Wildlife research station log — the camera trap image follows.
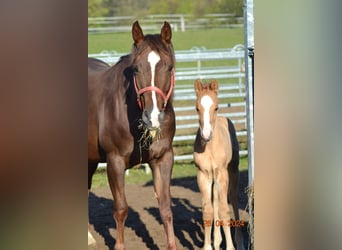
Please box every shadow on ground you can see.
[89,169,251,249]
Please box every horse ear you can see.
[210,79,219,94]
[132,21,144,45]
[194,79,203,95]
[161,21,172,44]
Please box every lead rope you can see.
[139,139,143,166]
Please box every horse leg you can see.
[213,180,222,250]
[229,164,245,250]
[150,150,177,250]
[88,161,98,190]
[227,118,244,249]
[217,168,235,250]
[107,155,128,250]
[197,170,213,250]
[88,162,98,246]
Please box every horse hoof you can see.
[203,245,212,250]
[114,244,125,250]
[88,230,96,245]
[167,244,178,250]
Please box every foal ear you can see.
[132,21,144,45]
[194,79,203,95]
[161,21,172,44]
[210,79,219,94]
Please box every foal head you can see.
[194,79,219,141]
[131,21,175,130]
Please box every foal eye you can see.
[196,107,199,112]
[214,107,219,111]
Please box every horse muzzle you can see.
[200,127,212,142]
[142,108,164,129]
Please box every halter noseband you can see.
[133,68,175,110]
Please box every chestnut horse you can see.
[88,21,177,250]
[194,79,244,250]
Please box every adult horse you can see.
[193,79,244,250]
[88,21,177,250]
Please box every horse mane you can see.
[100,55,132,102]
[131,34,175,64]
[201,83,212,90]
[198,83,214,94]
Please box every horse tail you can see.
[227,118,239,168]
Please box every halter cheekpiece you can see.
[133,67,175,110]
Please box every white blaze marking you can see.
[200,95,213,139]
[147,51,161,127]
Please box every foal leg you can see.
[107,155,128,250]
[213,181,222,250]
[197,170,213,250]
[227,118,244,249]
[150,150,177,250]
[88,162,98,245]
[229,164,245,250]
[217,168,235,250]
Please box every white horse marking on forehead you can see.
[147,51,161,127]
[200,95,213,140]
[201,95,213,109]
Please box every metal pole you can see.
[244,0,254,248]
[244,0,254,188]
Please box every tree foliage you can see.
[88,0,110,17]
[88,0,243,17]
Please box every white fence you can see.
[89,45,247,162]
[88,14,243,34]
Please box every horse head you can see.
[131,21,175,130]
[194,79,219,141]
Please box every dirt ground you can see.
[88,170,251,250]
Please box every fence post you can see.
[244,0,254,247]
[180,15,185,32]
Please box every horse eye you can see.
[196,107,199,112]
[168,65,173,72]
[215,107,219,111]
[133,66,139,73]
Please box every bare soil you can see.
[89,170,250,250]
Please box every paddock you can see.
[88,44,253,250]
[88,169,249,249]
[88,5,255,248]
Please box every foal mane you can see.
[197,83,216,98]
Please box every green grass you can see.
[88,27,244,54]
[91,157,248,188]
[88,28,244,88]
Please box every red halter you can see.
[133,68,175,110]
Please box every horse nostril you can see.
[142,110,150,125]
[159,111,165,121]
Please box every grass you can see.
[88,28,244,88]
[91,156,249,188]
[88,27,244,53]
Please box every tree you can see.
[88,0,110,17]
[88,0,243,18]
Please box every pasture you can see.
[88,28,244,53]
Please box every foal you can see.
[193,79,244,250]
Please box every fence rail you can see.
[88,14,243,34]
[89,45,247,163]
